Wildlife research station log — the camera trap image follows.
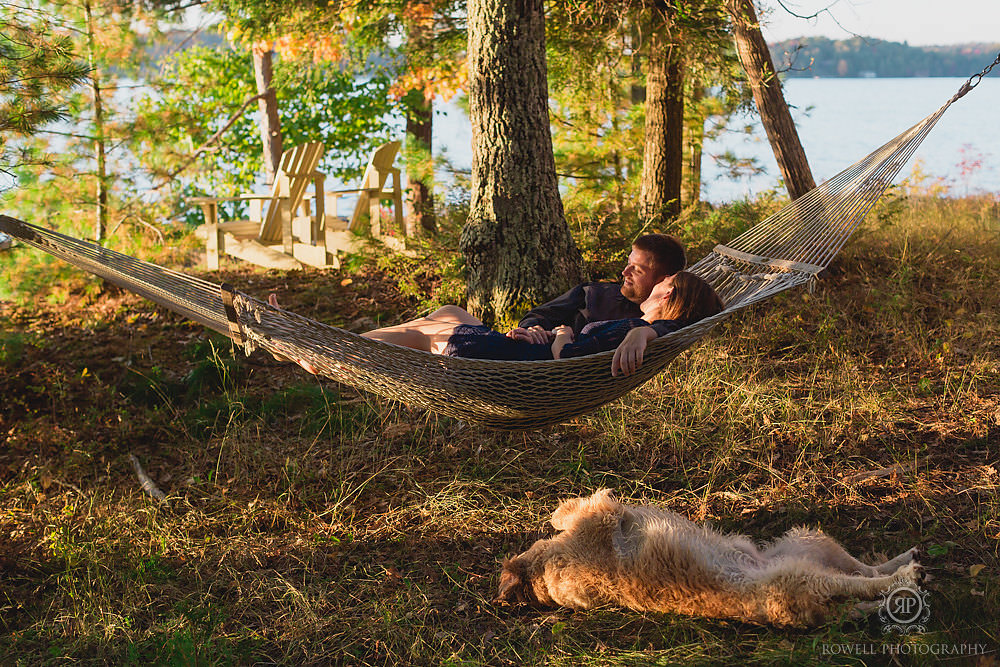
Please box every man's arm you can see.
[516,283,587,330]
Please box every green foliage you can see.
[547,0,752,246]
[0,329,25,366]
[0,10,88,141]
[132,43,395,225]
[0,241,88,304]
[675,197,775,256]
[2,0,176,230]
[213,0,467,124]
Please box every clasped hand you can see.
[506,325,554,344]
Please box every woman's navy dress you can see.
[442,318,686,360]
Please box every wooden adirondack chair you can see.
[319,141,406,262]
[189,141,326,270]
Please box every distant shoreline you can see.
[771,37,1000,79]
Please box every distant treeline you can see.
[770,37,1000,78]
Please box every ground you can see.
[1,198,998,664]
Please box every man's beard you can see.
[620,282,640,302]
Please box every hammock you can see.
[0,64,994,430]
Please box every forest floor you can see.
[1,195,998,665]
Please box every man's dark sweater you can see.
[517,282,678,337]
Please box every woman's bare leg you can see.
[362,305,484,353]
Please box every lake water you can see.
[427,77,1000,204]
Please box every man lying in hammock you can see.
[349,271,722,376]
[506,233,687,344]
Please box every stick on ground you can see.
[129,454,167,501]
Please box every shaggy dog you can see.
[497,490,922,626]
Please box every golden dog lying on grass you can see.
[497,489,922,626]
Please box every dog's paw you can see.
[893,561,925,585]
[848,600,880,621]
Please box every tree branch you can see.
[772,0,864,40]
[149,88,270,191]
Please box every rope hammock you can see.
[1,61,995,429]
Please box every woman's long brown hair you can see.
[656,271,724,322]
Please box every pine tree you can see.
[0,10,88,171]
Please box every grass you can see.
[1,192,998,665]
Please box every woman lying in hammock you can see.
[353,271,722,377]
[274,271,720,376]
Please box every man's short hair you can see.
[633,234,685,276]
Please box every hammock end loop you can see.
[950,79,974,103]
[220,283,247,351]
[952,50,1000,103]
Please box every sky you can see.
[759,0,1000,46]
[181,2,998,48]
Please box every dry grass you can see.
[1,193,998,665]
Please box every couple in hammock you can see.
[277,234,721,376]
[363,234,721,376]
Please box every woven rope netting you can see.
[0,76,984,429]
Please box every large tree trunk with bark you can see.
[253,46,282,185]
[727,0,815,199]
[462,0,582,327]
[639,6,684,226]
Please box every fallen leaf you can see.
[383,422,413,438]
[969,564,985,577]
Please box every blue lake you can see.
[426,76,1000,203]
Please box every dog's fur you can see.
[496,490,922,626]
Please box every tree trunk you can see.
[84,0,107,241]
[639,6,684,226]
[253,46,283,185]
[405,96,437,235]
[403,9,437,236]
[727,0,815,199]
[681,84,705,209]
[462,0,582,327]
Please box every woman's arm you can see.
[551,325,575,359]
[611,326,658,376]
